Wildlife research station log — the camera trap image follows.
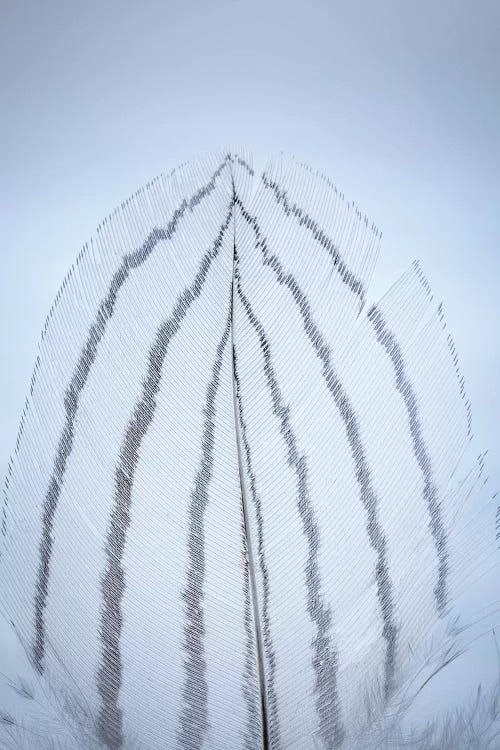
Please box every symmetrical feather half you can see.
[0,150,498,750]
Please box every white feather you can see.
[0,149,498,749]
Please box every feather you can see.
[0,149,498,750]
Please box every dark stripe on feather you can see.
[235,255,344,750]
[261,173,366,302]
[235,195,398,706]
[33,156,234,674]
[178,315,231,750]
[233,346,281,750]
[96,206,234,750]
[368,304,449,614]
[241,512,265,750]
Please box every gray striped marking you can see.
[368,304,449,614]
[235,195,398,702]
[178,315,231,750]
[241,511,265,750]
[261,173,366,302]
[235,256,344,750]
[233,346,281,749]
[96,207,234,750]
[33,156,236,673]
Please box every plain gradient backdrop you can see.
[0,0,499,731]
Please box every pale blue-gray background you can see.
[0,0,498,727]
